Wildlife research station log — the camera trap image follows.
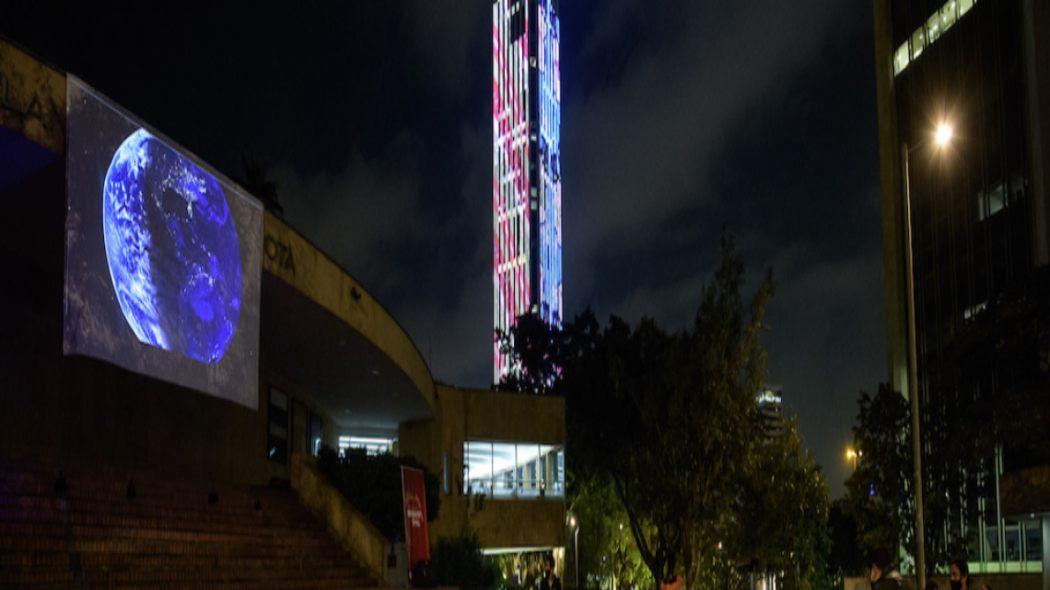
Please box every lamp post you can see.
[900,120,952,590]
[570,515,580,590]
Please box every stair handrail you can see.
[289,452,390,583]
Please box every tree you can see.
[565,237,777,587]
[240,156,283,215]
[432,527,498,590]
[572,476,650,590]
[501,236,830,589]
[825,498,865,584]
[495,311,568,395]
[735,419,830,590]
[844,266,1050,576]
[841,384,912,563]
[316,446,440,543]
[906,264,1050,571]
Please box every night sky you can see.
[2,1,883,495]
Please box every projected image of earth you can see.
[102,128,242,364]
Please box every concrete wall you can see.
[0,39,65,154]
[0,164,358,488]
[401,385,566,550]
[872,0,910,399]
[291,453,389,584]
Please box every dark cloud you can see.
[559,0,884,493]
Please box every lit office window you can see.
[910,28,926,61]
[893,43,910,76]
[308,411,323,457]
[494,443,518,496]
[976,173,1023,222]
[894,0,979,77]
[926,12,943,44]
[940,2,958,29]
[978,182,1006,221]
[267,388,289,463]
[465,441,493,495]
[554,449,565,495]
[1024,520,1042,562]
[463,441,565,499]
[338,435,395,456]
[963,301,987,322]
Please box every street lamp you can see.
[900,119,953,590]
[573,518,580,590]
[846,447,858,470]
[935,123,954,148]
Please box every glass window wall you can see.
[464,441,565,499]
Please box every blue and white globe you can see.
[102,128,242,364]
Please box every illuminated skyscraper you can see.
[493,0,562,381]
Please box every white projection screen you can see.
[64,76,262,409]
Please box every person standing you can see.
[949,558,971,590]
[538,556,561,590]
[868,549,903,589]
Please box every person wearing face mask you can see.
[949,558,970,590]
[867,548,902,589]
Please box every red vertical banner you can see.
[401,465,430,575]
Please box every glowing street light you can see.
[846,447,859,470]
[935,122,954,148]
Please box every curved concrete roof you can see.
[263,213,436,416]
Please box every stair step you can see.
[0,462,380,589]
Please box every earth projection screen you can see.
[64,77,262,409]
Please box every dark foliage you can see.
[431,528,497,590]
[495,310,570,395]
[499,236,829,588]
[240,156,283,215]
[842,384,913,564]
[564,237,778,585]
[317,446,440,542]
[826,499,865,581]
[845,264,1050,573]
[842,381,982,575]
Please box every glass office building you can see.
[874,0,1049,574]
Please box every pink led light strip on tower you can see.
[492,0,531,381]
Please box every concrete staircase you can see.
[0,460,379,589]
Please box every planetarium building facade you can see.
[0,37,565,586]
